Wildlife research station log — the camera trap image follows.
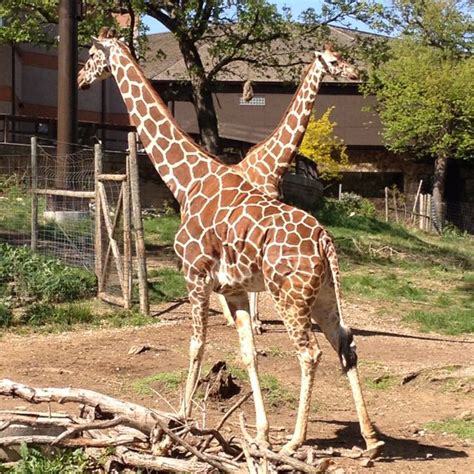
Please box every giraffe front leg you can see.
[226,293,270,447]
[181,279,211,419]
[281,327,322,454]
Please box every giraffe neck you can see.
[235,59,325,198]
[109,43,219,206]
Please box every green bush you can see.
[20,303,94,328]
[3,443,88,474]
[0,302,12,328]
[0,243,96,303]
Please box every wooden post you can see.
[94,144,103,290]
[419,194,424,230]
[30,136,38,252]
[384,187,389,222]
[427,194,432,232]
[123,160,132,309]
[128,133,149,315]
[338,183,342,200]
[392,189,399,223]
[412,180,423,223]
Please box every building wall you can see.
[168,85,383,147]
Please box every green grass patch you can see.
[365,373,398,390]
[19,302,95,328]
[403,308,474,335]
[0,243,96,304]
[132,370,185,394]
[229,366,296,407]
[0,303,13,328]
[343,272,428,302]
[426,418,474,440]
[5,304,157,334]
[1,443,89,473]
[147,267,187,304]
[105,309,157,328]
[144,214,181,246]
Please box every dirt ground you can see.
[1,293,473,473]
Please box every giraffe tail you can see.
[321,231,357,373]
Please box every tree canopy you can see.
[364,0,473,228]
[0,0,388,154]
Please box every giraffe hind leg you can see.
[313,297,384,457]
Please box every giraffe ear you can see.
[91,37,102,48]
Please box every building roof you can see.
[142,26,379,84]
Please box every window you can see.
[239,96,266,106]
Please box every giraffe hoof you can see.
[254,322,264,335]
[280,442,299,456]
[365,440,385,459]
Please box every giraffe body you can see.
[78,33,383,456]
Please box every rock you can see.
[360,458,374,468]
[458,410,472,421]
[128,344,152,355]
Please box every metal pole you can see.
[31,137,38,251]
[94,144,103,289]
[56,0,78,189]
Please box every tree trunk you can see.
[432,153,448,231]
[191,78,221,155]
[178,39,221,155]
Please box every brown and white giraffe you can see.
[220,45,358,328]
[78,32,384,457]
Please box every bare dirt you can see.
[1,293,473,473]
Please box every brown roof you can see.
[142,26,379,84]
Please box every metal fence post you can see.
[30,136,38,251]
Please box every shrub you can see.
[337,192,377,218]
[0,243,96,303]
[0,302,12,328]
[7,443,88,474]
[20,303,94,328]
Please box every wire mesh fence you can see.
[0,142,96,269]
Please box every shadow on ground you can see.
[307,419,468,463]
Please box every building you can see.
[1,26,471,219]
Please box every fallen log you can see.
[0,379,178,433]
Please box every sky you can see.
[142,0,383,35]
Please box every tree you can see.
[299,108,349,180]
[365,0,473,228]
[0,0,388,155]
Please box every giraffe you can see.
[219,45,358,328]
[78,31,384,457]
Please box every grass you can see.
[365,373,398,390]
[0,444,89,473]
[229,366,296,407]
[144,214,181,246]
[132,370,185,394]
[4,303,157,334]
[147,267,187,304]
[426,418,474,440]
[342,272,428,302]
[403,308,474,335]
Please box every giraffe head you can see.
[78,27,119,90]
[315,44,359,81]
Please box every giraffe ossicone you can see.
[78,30,383,457]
